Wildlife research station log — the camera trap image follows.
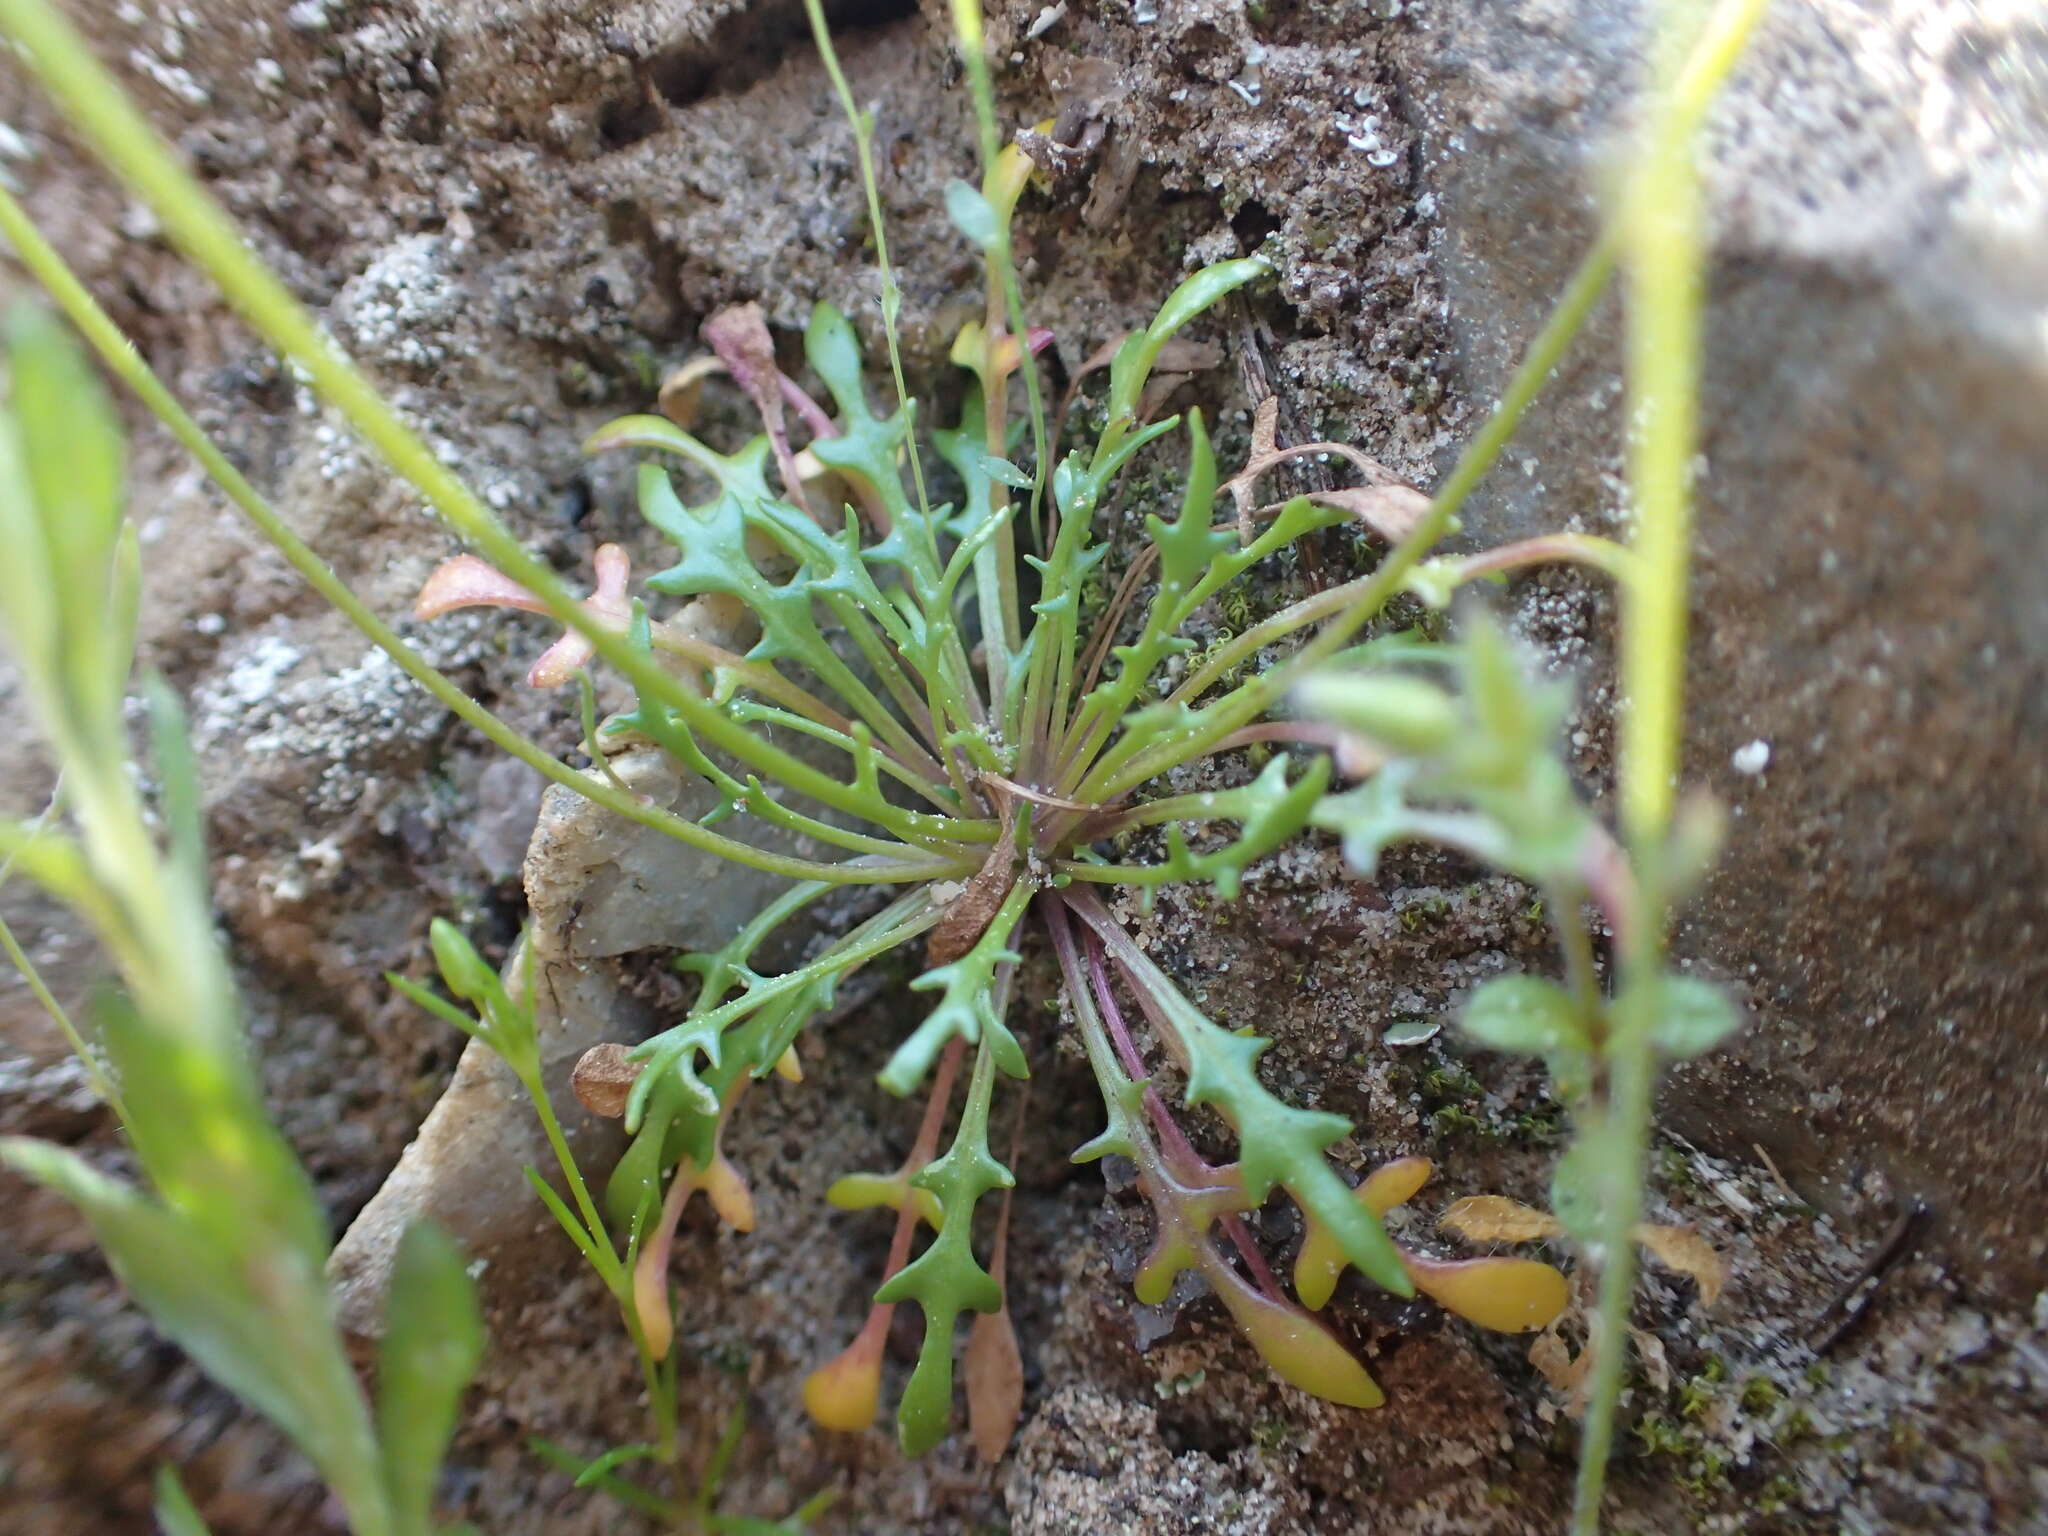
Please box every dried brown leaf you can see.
[1628,1325,1672,1394]
[1634,1223,1727,1309]
[1438,1195,1564,1245]
[1309,484,1433,544]
[1221,394,1420,544]
[704,303,808,515]
[571,1042,641,1119]
[1529,1323,1596,1417]
[965,1306,1025,1463]
[925,804,1018,966]
[658,354,722,429]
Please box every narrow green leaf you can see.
[0,819,104,917]
[1382,1017,1442,1047]
[378,1222,484,1536]
[944,178,999,249]
[153,1466,212,1536]
[387,974,488,1046]
[976,452,1033,489]
[529,1437,684,1520]
[0,1138,388,1526]
[8,301,123,631]
[569,1442,659,1487]
[428,920,504,1011]
[1294,671,1458,755]
[522,1167,610,1275]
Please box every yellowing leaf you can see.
[1633,1223,1726,1308]
[825,1171,942,1228]
[1215,1272,1384,1410]
[1438,1195,1563,1245]
[1360,1156,1434,1216]
[702,1156,756,1233]
[1403,1254,1569,1333]
[1294,1157,1434,1309]
[803,1333,884,1435]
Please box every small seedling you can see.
[415,236,1572,1446]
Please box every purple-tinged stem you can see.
[1077,917,1288,1303]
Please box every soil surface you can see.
[2,1,2043,1533]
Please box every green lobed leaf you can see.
[377,1222,484,1536]
[874,1043,1013,1455]
[879,880,1032,1096]
[1086,920,1413,1297]
[1054,907,1383,1407]
[1079,754,1331,900]
[1302,617,1599,888]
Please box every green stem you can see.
[799,0,940,544]
[1163,233,1623,719]
[1569,933,1659,1534]
[1574,3,1767,1528]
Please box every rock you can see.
[327,750,793,1333]
[1410,0,2048,1302]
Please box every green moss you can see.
[1431,1104,1487,1137]
[1252,1419,1295,1453]
[1677,1448,1730,1502]
[1739,1375,1782,1416]
[1757,1474,1801,1515]
[1634,1413,1688,1458]
[1657,1145,1700,1191]
[1398,895,1452,932]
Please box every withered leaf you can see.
[1634,1222,1727,1309]
[1628,1325,1672,1394]
[658,354,722,430]
[1309,484,1433,544]
[571,1042,641,1119]
[926,809,1019,966]
[1438,1195,1565,1245]
[965,1306,1025,1463]
[1528,1320,1596,1417]
[704,303,809,516]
